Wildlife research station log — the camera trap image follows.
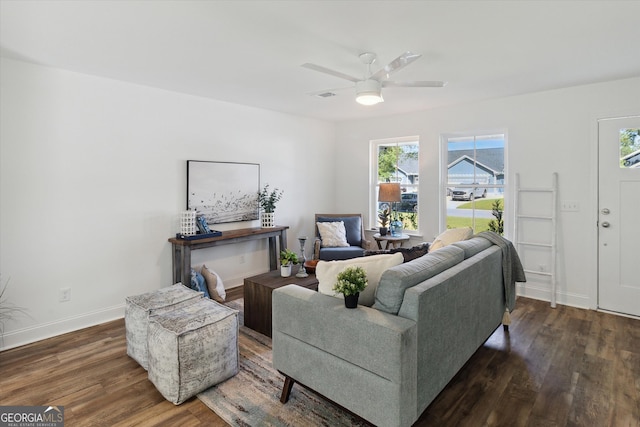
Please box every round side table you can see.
[373,233,410,250]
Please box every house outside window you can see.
[442,133,506,234]
[370,137,420,233]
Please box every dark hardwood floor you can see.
[1,297,638,427]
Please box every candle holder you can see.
[296,236,308,278]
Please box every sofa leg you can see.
[280,375,295,403]
[503,324,509,332]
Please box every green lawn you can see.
[456,198,502,210]
[446,216,493,233]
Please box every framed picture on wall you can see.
[187,160,260,224]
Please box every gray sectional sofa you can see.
[272,235,521,427]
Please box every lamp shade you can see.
[378,183,401,203]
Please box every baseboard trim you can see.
[1,304,125,351]
[516,282,591,310]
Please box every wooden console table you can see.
[168,226,288,286]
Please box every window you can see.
[620,128,640,168]
[442,133,506,234]
[370,137,420,233]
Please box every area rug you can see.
[197,299,368,426]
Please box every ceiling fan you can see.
[302,52,446,105]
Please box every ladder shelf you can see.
[514,173,558,308]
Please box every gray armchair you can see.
[313,213,370,261]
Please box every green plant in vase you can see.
[279,249,299,277]
[257,184,283,213]
[257,184,283,228]
[332,266,368,308]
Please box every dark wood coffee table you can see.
[244,270,318,337]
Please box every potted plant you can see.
[378,207,390,236]
[257,184,283,228]
[332,266,368,308]
[0,277,27,345]
[279,249,299,277]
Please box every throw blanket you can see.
[476,231,527,324]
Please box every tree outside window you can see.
[371,139,419,232]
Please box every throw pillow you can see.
[364,243,430,262]
[201,264,226,303]
[316,216,363,247]
[429,227,473,252]
[316,221,350,247]
[316,253,404,306]
[189,268,211,299]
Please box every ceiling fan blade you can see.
[301,63,360,83]
[382,80,447,88]
[371,52,422,81]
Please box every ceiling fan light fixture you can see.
[355,79,383,105]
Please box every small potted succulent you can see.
[279,249,299,277]
[332,266,368,308]
[378,207,390,236]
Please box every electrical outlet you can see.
[59,287,71,302]
[561,200,579,212]
[239,255,246,264]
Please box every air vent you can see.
[316,92,336,98]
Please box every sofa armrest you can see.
[272,284,416,383]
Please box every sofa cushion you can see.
[318,246,365,261]
[317,216,363,247]
[373,245,465,314]
[316,253,404,306]
[316,221,350,247]
[429,227,473,252]
[451,236,493,259]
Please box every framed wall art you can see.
[187,160,260,224]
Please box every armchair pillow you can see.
[316,215,363,247]
[316,252,404,306]
[316,221,350,247]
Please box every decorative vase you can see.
[390,220,403,237]
[261,212,275,228]
[379,226,388,236]
[344,293,359,309]
[281,264,292,277]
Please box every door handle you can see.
[601,221,610,228]
[601,208,610,215]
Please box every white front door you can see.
[598,116,640,317]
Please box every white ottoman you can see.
[125,283,203,370]
[147,298,239,404]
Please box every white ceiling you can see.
[1,1,639,122]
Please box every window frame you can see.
[440,131,508,236]
[370,136,421,234]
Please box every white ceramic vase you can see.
[261,212,275,228]
[280,265,292,277]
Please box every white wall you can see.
[0,58,336,349]
[334,76,640,310]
